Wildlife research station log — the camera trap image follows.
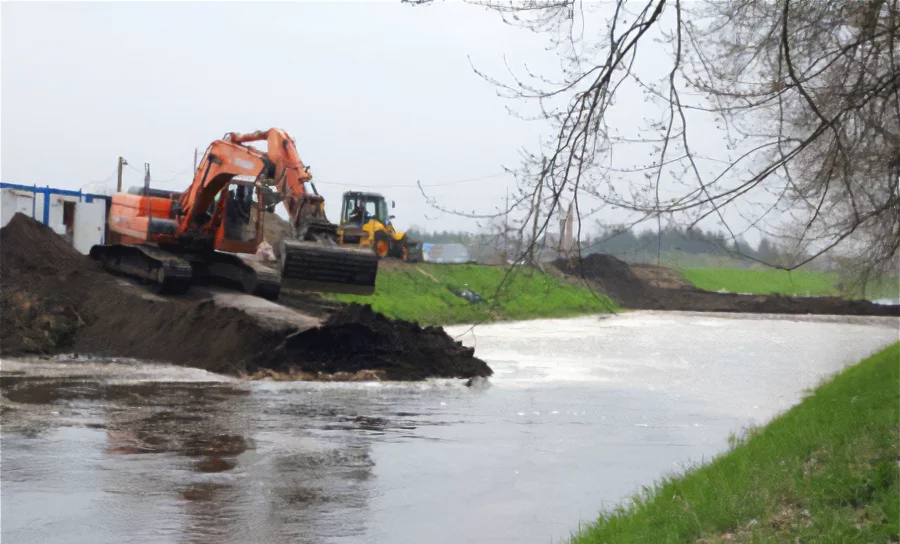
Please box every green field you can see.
[333,263,617,325]
[858,277,900,300]
[682,267,899,299]
[682,268,839,296]
[573,342,900,543]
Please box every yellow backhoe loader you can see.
[337,191,423,262]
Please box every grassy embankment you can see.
[682,268,899,299]
[333,263,617,325]
[573,342,900,543]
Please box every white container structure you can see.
[0,182,110,254]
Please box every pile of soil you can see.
[628,263,696,290]
[555,254,900,316]
[0,214,491,380]
[260,304,483,381]
[263,211,293,259]
[0,213,109,354]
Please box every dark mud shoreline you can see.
[554,255,899,317]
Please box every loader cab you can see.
[336,190,421,261]
[340,191,391,227]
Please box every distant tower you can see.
[558,201,574,256]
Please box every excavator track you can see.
[187,251,282,301]
[90,244,193,294]
[279,239,378,295]
[90,245,282,300]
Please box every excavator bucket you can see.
[279,239,378,295]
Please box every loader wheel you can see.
[374,232,391,258]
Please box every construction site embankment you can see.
[0,214,491,381]
[553,254,900,317]
[2,213,895,382]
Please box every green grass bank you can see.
[682,268,839,296]
[682,267,899,300]
[333,263,617,325]
[573,342,900,543]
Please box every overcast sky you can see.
[2,2,562,232]
[3,2,756,241]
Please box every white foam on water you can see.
[0,357,237,384]
[249,377,467,393]
[446,311,899,400]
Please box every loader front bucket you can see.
[279,239,378,295]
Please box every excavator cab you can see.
[219,180,263,250]
[337,191,422,262]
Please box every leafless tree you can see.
[438,0,899,282]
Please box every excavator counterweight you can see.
[91,129,378,299]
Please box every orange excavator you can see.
[89,129,378,300]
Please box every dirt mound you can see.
[565,253,637,281]
[1,213,91,276]
[629,263,696,290]
[263,212,293,258]
[556,254,653,306]
[556,253,900,316]
[1,214,116,353]
[261,304,487,381]
[0,214,491,380]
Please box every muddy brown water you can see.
[2,311,898,544]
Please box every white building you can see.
[1,183,109,254]
[422,243,471,264]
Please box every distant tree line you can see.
[408,225,804,268]
[583,228,772,266]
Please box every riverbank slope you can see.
[332,260,618,325]
[573,342,900,543]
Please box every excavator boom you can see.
[91,129,378,298]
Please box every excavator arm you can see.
[221,129,325,232]
[222,129,378,293]
[94,128,378,298]
[177,139,271,240]
[217,129,377,293]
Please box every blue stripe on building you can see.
[0,182,109,226]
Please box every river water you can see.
[2,311,897,543]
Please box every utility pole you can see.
[193,147,198,172]
[116,156,128,192]
[144,163,152,216]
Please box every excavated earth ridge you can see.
[554,254,900,317]
[0,214,492,381]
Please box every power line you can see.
[149,168,193,183]
[79,168,119,192]
[80,169,117,186]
